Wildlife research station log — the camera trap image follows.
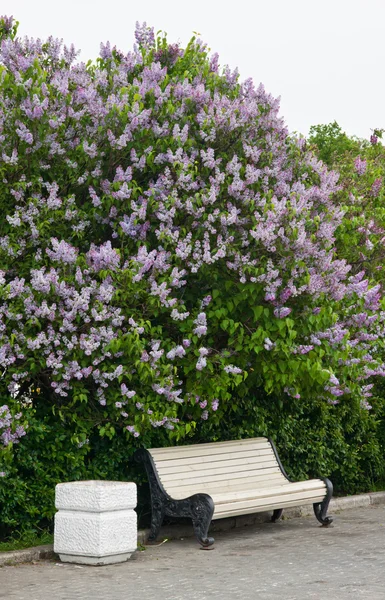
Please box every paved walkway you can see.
[1,505,385,600]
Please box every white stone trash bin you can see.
[54,480,137,565]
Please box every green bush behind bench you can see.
[1,390,384,541]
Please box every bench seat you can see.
[137,437,333,547]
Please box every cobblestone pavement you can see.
[1,505,385,600]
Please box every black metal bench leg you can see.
[313,477,333,526]
[148,501,165,542]
[271,509,283,522]
[191,494,215,547]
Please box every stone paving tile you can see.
[1,505,385,600]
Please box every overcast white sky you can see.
[2,0,384,139]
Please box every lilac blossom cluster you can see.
[355,157,367,175]
[0,405,25,447]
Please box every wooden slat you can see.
[161,465,282,485]
[166,475,324,501]
[163,468,284,490]
[153,448,275,473]
[161,469,285,498]
[157,455,278,481]
[212,479,325,504]
[163,473,288,499]
[149,438,272,461]
[159,460,280,485]
[150,437,268,453]
[151,445,273,463]
[213,487,326,516]
[181,472,286,494]
[213,494,326,519]
[160,465,280,488]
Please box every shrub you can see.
[1,18,385,535]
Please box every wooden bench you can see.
[136,437,333,547]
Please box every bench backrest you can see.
[148,437,287,500]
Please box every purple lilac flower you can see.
[329,387,344,397]
[224,364,242,374]
[294,345,314,355]
[120,215,139,238]
[193,312,207,337]
[264,338,275,351]
[327,398,340,406]
[99,41,112,59]
[0,405,25,446]
[135,22,155,49]
[361,400,372,410]
[201,295,212,307]
[371,178,382,197]
[354,157,367,175]
[46,238,78,264]
[274,307,292,319]
[126,425,140,437]
[196,356,207,370]
[167,345,186,360]
[171,309,190,321]
[0,15,14,33]
[86,241,120,272]
[121,384,136,398]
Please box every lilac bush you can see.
[0,16,384,447]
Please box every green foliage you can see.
[309,122,385,279]
[308,121,361,167]
[0,530,53,552]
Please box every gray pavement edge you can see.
[1,490,384,566]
